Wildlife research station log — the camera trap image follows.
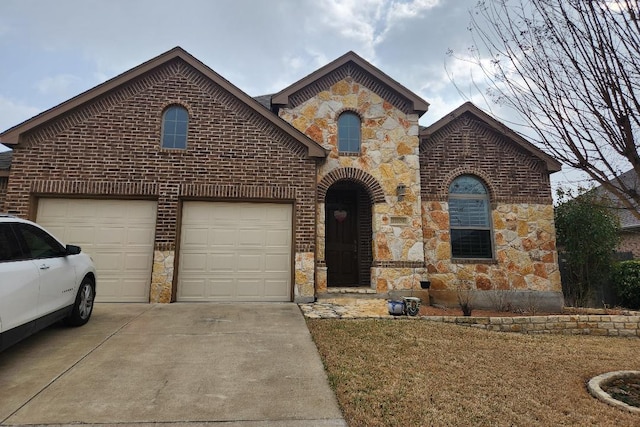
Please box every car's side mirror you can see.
[66,244,82,255]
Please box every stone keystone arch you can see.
[317,167,386,203]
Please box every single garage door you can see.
[36,199,157,302]
[178,202,292,301]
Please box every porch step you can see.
[317,287,385,301]
[326,287,377,295]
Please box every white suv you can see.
[0,215,96,351]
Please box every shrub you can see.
[612,261,640,309]
[555,187,619,307]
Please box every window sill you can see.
[451,258,497,265]
[159,147,188,153]
[338,151,360,157]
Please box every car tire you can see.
[65,276,95,326]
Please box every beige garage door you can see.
[178,202,292,302]
[36,198,157,302]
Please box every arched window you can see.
[448,175,493,259]
[337,112,361,153]
[161,105,189,149]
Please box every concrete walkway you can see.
[299,298,391,319]
[0,303,346,426]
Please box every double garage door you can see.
[36,199,292,303]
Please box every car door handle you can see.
[39,264,50,270]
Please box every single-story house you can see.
[0,47,563,310]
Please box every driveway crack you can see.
[1,304,156,425]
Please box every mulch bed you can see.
[601,375,640,408]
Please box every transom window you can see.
[448,175,493,259]
[337,112,361,153]
[161,105,188,149]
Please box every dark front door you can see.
[326,191,359,286]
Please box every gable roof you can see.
[271,51,430,116]
[0,47,327,159]
[422,102,562,173]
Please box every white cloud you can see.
[389,0,440,18]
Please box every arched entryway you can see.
[325,180,372,287]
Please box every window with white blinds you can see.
[449,175,493,259]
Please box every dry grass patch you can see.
[307,319,639,427]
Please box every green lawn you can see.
[307,319,639,427]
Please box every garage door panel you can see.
[180,253,208,272]
[124,254,154,271]
[241,208,264,221]
[121,279,150,299]
[127,227,156,245]
[238,229,264,246]
[65,226,95,245]
[175,279,204,300]
[97,279,120,299]
[265,253,289,272]
[37,199,156,302]
[210,229,236,246]
[265,280,289,298]
[91,251,123,270]
[207,252,235,269]
[95,227,125,245]
[267,205,291,219]
[71,202,97,218]
[237,254,263,272]
[209,279,234,298]
[182,228,209,247]
[237,279,261,297]
[266,229,289,246]
[183,208,206,222]
[178,202,291,302]
[127,203,157,219]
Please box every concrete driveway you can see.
[0,303,346,426]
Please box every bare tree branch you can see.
[459,0,640,217]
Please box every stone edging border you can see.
[420,314,640,337]
[587,371,640,414]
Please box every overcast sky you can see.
[0,0,580,190]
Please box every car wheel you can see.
[65,276,95,326]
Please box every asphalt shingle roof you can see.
[0,150,11,170]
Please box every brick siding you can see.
[619,230,640,259]
[4,58,318,253]
[420,112,552,203]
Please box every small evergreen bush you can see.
[612,261,640,309]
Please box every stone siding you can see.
[420,111,562,310]
[423,201,561,309]
[279,73,424,293]
[151,250,174,303]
